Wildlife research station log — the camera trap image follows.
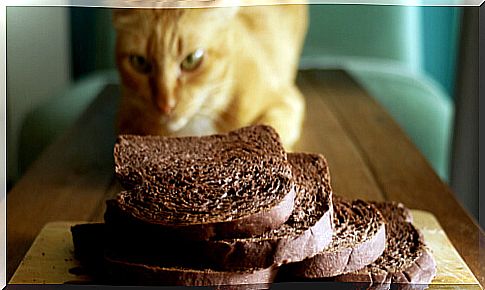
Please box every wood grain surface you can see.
[6,70,484,287]
[6,86,120,280]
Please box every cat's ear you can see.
[197,6,240,23]
[112,9,139,30]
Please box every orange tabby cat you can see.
[113,5,307,149]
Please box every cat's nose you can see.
[160,103,174,115]
[154,97,176,115]
[150,77,176,115]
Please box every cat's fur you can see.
[113,5,307,149]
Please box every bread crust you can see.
[111,125,296,240]
[199,153,334,269]
[286,198,387,278]
[333,202,437,288]
[105,186,296,241]
[104,253,279,287]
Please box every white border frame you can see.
[1,1,483,289]
[3,0,485,7]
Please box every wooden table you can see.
[7,70,484,287]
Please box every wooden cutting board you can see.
[8,210,483,288]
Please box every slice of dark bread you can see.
[333,202,437,287]
[198,152,334,269]
[71,223,277,288]
[71,223,105,264]
[99,152,333,271]
[374,201,413,223]
[284,197,387,278]
[110,125,295,240]
[104,253,279,288]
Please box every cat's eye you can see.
[129,55,152,74]
[181,49,205,71]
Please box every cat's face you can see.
[113,8,238,133]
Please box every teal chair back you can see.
[301,5,458,181]
[304,5,422,69]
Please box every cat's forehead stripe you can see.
[143,11,182,60]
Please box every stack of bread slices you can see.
[71,125,437,288]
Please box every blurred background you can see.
[6,5,479,226]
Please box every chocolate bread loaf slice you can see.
[199,152,334,269]
[374,201,413,223]
[71,223,277,288]
[101,152,334,270]
[285,197,387,278]
[110,125,295,240]
[71,223,105,264]
[104,253,279,287]
[334,202,437,287]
